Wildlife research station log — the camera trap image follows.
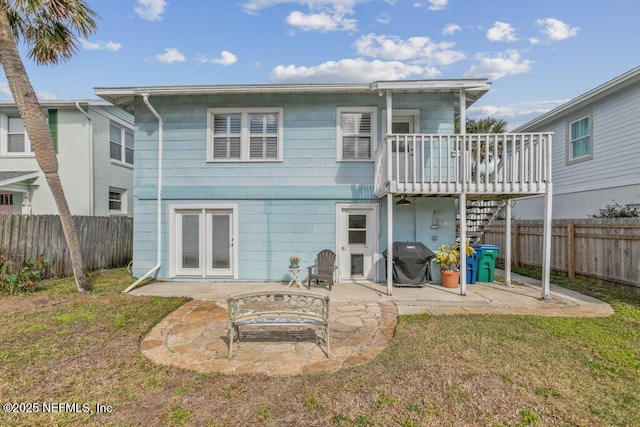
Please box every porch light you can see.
[396,195,411,206]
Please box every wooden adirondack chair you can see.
[307,249,338,290]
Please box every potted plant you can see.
[288,256,300,269]
[434,242,475,288]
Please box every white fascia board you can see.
[95,79,492,108]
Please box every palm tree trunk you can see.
[0,11,91,292]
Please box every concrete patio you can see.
[131,271,613,376]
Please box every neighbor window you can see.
[0,193,13,205]
[110,121,134,165]
[1,115,32,155]
[109,188,126,214]
[569,115,591,162]
[207,108,283,162]
[337,107,377,161]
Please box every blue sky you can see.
[3,0,639,129]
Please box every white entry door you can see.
[174,208,235,277]
[337,204,378,282]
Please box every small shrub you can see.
[590,202,640,218]
[0,253,47,295]
[520,410,540,425]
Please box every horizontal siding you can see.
[544,82,640,194]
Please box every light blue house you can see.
[96,80,554,295]
[0,100,134,216]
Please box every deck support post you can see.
[386,193,393,296]
[459,193,467,296]
[505,200,512,286]
[541,183,553,299]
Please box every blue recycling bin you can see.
[472,244,499,282]
[466,254,479,284]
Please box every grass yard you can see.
[0,268,639,426]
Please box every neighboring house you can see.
[96,81,551,291]
[512,66,640,219]
[0,100,134,216]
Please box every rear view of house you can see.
[0,100,134,216]
[97,80,552,294]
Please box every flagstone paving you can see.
[141,299,398,376]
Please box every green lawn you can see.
[0,268,638,426]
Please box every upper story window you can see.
[337,107,377,161]
[1,115,32,156]
[207,108,283,162]
[568,115,592,163]
[110,121,134,165]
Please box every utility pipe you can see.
[75,102,94,215]
[123,94,163,293]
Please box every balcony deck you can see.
[374,132,553,199]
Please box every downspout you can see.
[75,102,94,215]
[123,94,163,293]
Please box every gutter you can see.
[75,102,94,215]
[123,94,163,293]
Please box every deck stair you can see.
[458,200,506,243]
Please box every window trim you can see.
[567,113,593,164]
[206,107,284,162]
[109,120,134,166]
[337,107,377,162]
[108,187,127,215]
[0,114,33,157]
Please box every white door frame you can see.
[336,203,379,282]
[169,204,239,278]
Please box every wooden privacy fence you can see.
[0,215,133,279]
[483,218,640,290]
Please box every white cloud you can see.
[428,0,448,11]
[0,81,12,98]
[36,90,58,101]
[153,48,186,64]
[486,21,518,42]
[135,0,168,21]
[269,58,436,83]
[529,37,540,45]
[197,51,238,66]
[442,23,461,35]
[355,33,465,66]
[241,0,364,15]
[536,18,579,41]
[376,12,391,24]
[81,39,122,51]
[464,50,533,80]
[468,99,570,130]
[286,10,356,31]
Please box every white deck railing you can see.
[374,133,553,197]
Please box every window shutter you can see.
[341,112,371,159]
[213,113,241,159]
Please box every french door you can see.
[174,208,235,277]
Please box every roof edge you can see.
[514,66,640,132]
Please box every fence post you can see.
[567,223,575,279]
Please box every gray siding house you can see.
[97,80,553,295]
[0,100,134,216]
[512,66,640,219]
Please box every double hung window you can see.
[1,115,31,155]
[337,107,376,161]
[568,115,592,162]
[110,121,134,165]
[207,108,283,162]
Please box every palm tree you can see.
[455,116,508,134]
[0,0,97,292]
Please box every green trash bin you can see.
[472,244,499,282]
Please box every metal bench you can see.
[226,291,330,359]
